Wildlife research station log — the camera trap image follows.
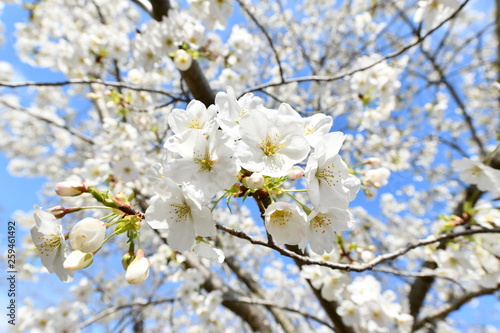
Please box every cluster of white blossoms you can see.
[301,255,413,332]
[133,9,206,71]
[30,181,151,284]
[188,0,233,30]
[145,86,360,254]
[349,55,401,128]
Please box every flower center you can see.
[469,165,482,177]
[187,119,202,129]
[304,123,317,137]
[311,214,332,234]
[260,134,284,156]
[195,153,215,171]
[36,234,61,257]
[171,203,191,223]
[270,210,292,226]
[316,163,342,187]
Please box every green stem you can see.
[211,193,227,211]
[284,192,310,214]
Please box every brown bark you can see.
[183,252,273,332]
[149,0,216,106]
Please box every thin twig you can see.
[1,101,95,144]
[394,1,486,157]
[0,79,182,100]
[216,223,500,273]
[240,0,471,97]
[413,283,500,330]
[225,296,335,331]
[79,297,177,328]
[236,0,285,83]
[372,267,465,290]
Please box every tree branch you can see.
[236,0,285,82]
[182,250,274,332]
[241,0,471,97]
[149,0,170,21]
[225,296,335,330]
[413,283,500,330]
[131,0,153,17]
[0,100,95,145]
[225,257,299,333]
[147,0,216,106]
[216,223,500,273]
[178,61,216,107]
[395,5,486,157]
[0,79,182,100]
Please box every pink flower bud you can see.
[287,166,305,180]
[55,181,87,196]
[125,249,150,285]
[47,206,82,219]
[63,250,93,271]
[363,157,381,166]
[47,206,67,219]
[245,173,265,190]
[69,218,106,253]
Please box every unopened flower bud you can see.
[125,249,150,285]
[363,167,391,188]
[55,181,87,196]
[69,218,106,253]
[245,173,265,190]
[122,253,135,270]
[63,250,93,271]
[47,206,67,219]
[363,157,381,166]
[288,166,305,180]
[47,206,82,219]
[174,49,192,71]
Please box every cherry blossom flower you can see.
[474,205,500,228]
[145,178,215,252]
[113,158,141,183]
[305,132,355,209]
[168,100,217,135]
[278,103,333,148]
[237,109,310,177]
[320,269,349,301]
[165,129,239,198]
[336,300,361,327]
[304,207,355,254]
[452,158,500,193]
[30,206,74,282]
[215,86,265,140]
[264,202,307,245]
